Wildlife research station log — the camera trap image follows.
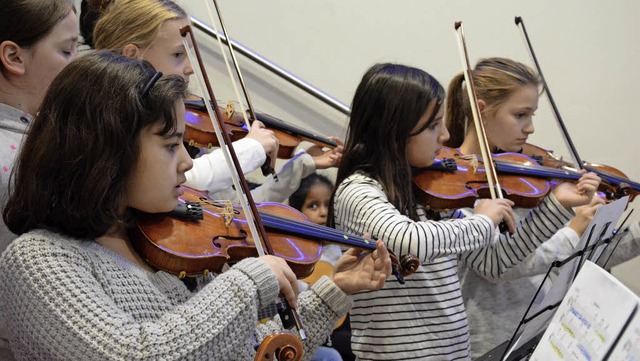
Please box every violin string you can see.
[257,211,376,250]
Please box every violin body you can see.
[131,187,322,278]
[184,98,336,159]
[521,143,639,201]
[413,147,552,211]
[131,187,419,279]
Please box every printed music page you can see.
[608,308,640,360]
[503,197,630,359]
[530,261,638,361]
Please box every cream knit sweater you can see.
[0,229,351,360]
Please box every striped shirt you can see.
[332,173,573,360]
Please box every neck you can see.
[0,78,37,116]
[96,226,155,273]
[459,128,495,155]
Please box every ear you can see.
[477,99,486,113]
[122,43,142,59]
[0,41,27,76]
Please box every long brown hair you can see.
[330,63,445,222]
[3,51,188,239]
[445,57,540,148]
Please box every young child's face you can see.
[482,85,538,153]
[139,18,193,81]
[406,102,448,168]
[126,101,193,214]
[301,183,332,225]
[22,10,79,114]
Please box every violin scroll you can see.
[254,333,303,361]
[388,252,420,284]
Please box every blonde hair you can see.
[93,0,187,53]
[444,57,540,148]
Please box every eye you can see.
[305,202,319,210]
[168,142,180,152]
[173,52,184,59]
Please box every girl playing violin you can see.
[445,56,639,358]
[0,51,391,361]
[89,0,344,202]
[329,63,600,361]
[0,0,78,254]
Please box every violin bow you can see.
[204,0,278,179]
[515,16,584,171]
[454,21,510,233]
[180,17,307,348]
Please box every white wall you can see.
[177,0,639,224]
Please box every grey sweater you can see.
[0,229,351,360]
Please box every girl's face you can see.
[127,101,193,213]
[139,18,193,81]
[482,85,538,153]
[406,101,448,168]
[300,183,332,225]
[21,11,79,114]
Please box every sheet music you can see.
[530,261,638,361]
[608,307,640,361]
[503,198,629,360]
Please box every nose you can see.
[184,56,194,78]
[179,143,194,173]
[319,205,328,217]
[523,118,535,135]
[440,123,450,143]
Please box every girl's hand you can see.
[247,120,279,154]
[553,171,601,209]
[473,198,516,234]
[259,255,299,308]
[568,195,606,236]
[331,237,392,295]
[307,137,344,170]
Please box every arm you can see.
[184,137,266,193]
[255,276,352,361]
[333,174,495,262]
[497,226,579,281]
[458,192,574,281]
[0,234,279,360]
[250,151,316,203]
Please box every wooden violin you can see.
[130,186,419,280]
[183,97,337,159]
[413,146,591,211]
[521,143,639,201]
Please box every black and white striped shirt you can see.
[333,173,573,360]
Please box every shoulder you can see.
[336,173,384,195]
[1,229,88,270]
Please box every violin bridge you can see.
[220,200,234,227]
[225,100,235,119]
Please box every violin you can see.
[130,186,419,279]
[413,146,591,211]
[521,143,639,201]
[183,97,338,159]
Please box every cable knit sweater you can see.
[0,229,352,361]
